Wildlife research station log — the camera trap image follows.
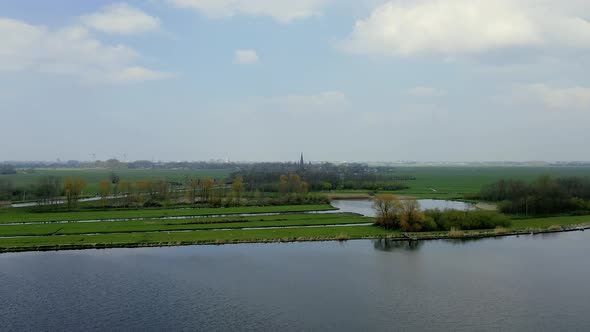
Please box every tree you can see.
[63,178,86,210]
[0,164,16,175]
[232,176,245,204]
[200,178,214,203]
[155,179,170,202]
[288,174,302,193]
[36,176,62,206]
[0,179,14,201]
[189,178,199,205]
[399,200,426,232]
[98,180,111,207]
[137,180,154,205]
[106,158,122,169]
[373,194,403,229]
[110,172,121,201]
[119,180,135,206]
[279,175,288,195]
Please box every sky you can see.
[1,0,590,162]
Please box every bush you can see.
[480,176,590,215]
[143,200,162,207]
[423,209,511,231]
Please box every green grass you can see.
[0,204,335,224]
[0,225,394,251]
[0,213,372,237]
[509,215,590,230]
[5,166,589,201]
[387,166,590,199]
[3,168,233,194]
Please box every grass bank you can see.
[0,213,371,237]
[0,204,336,224]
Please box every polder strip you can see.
[0,204,336,224]
[0,213,371,237]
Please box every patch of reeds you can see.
[335,233,350,241]
[449,227,463,238]
[494,226,508,235]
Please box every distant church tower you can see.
[300,153,304,167]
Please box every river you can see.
[1,231,588,331]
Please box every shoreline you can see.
[1,223,587,254]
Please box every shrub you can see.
[423,209,511,231]
[494,226,508,235]
[449,227,463,238]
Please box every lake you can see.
[332,198,474,217]
[1,231,589,331]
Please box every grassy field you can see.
[4,168,233,194]
[4,166,589,200]
[0,204,335,224]
[0,213,371,237]
[509,215,590,230]
[0,225,395,252]
[389,166,590,199]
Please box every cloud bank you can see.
[80,3,160,35]
[340,0,590,56]
[0,17,169,83]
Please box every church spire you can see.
[300,153,304,166]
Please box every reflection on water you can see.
[443,237,504,246]
[331,199,474,217]
[373,238,424,252]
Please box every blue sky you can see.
[1,0,590,162]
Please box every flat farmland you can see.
[390,166,590,198]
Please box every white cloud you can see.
[340,0,590,56]
[234,49,259,64]
[0,18,170,83]
[110,66,175,82]
[80,3,160,35]
[167,0,330,23]
[518,84,590,110]
[405,87,445,97]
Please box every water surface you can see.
[332,199,474,217]
[1,232,589,331]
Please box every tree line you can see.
[231,163,412,192]
[479,176,590,215]
[1,171,328,209]
[0,164,17,175]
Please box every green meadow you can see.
[0,204,335,224]
[4,166,590,200]
[0,212,371,237]
[390,166,590,199]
